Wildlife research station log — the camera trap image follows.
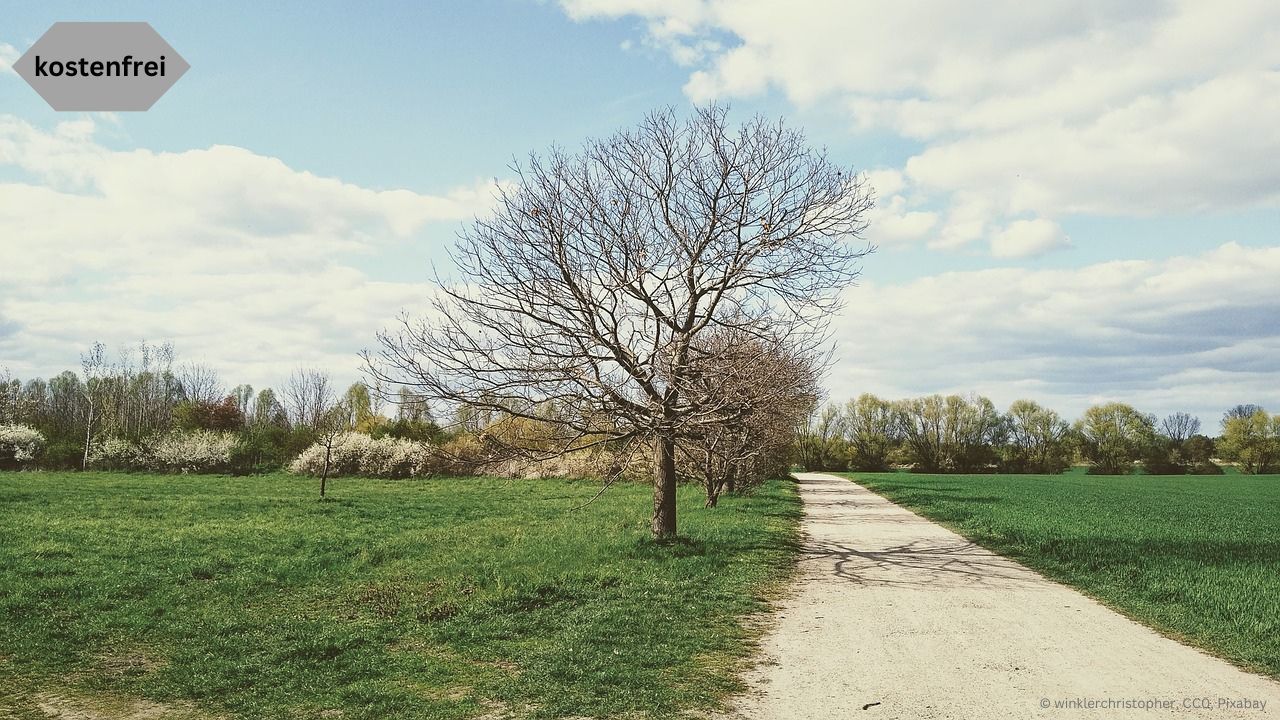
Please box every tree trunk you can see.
[704,478,719,508]
[82,402,94,470]
[652,434,677,538]
[320,444,331,498]
[703,453,718,508]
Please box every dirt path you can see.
[728,472,1280,719]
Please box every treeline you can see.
[799,394,1280,475]
[0,342,443,473]
[5,344,1276,482]
[0,338,814,506]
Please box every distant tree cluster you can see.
[0,343,443,476]
[800,395,1277,476]
[1218,404,1280,474]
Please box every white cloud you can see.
[903,71,1280,216]
[562,1,1280,252]
[828,242,1280,423]
[864,169,905,198]
[0,116,496,391]
[0,43,17,75]
[865,194,937,246]
[990,218,1070,259]
[858,169,938,246]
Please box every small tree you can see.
[343,382,386,433]
[79,343,109,470]
[252,388,290,428]
[314,402,351,498]
[231,384,255,421]
[0,368,19,425]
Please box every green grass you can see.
[0,472,801,719]
[843,470,1280,678]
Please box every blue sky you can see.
[2,1,1278,426]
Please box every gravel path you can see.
[728,472,1280,719]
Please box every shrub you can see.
[229,425,292,474]
[42,438,85,469]
[436,433,487,475]
[288,433,438,478]
[373,417,443,444]
[488,446,632,480]
[1140,438,1184,475]
[88,431,236,474]
[173,397,245,432]
[1187,461,1225,475]
[0,424,46,469]
[149,431,236,474]
[88,436,144,471]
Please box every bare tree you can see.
[79,342,109,469]
[231,384,255,422]
[396,387,433,423]
[252,387,289,428]
[0,367,17,424]
[314,401,351,498]
[282,368,335,430]
[177,363,223,406]
[130,341,180,439]
[1222,404,1264,431]
[679,331,820,507]
[367,106,873,537]
[1160,412,1201,444]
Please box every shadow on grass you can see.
[630,535,709,558]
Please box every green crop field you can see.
[844,470,1280,678]
[0,472,801,720]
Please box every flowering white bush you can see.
[89,431,235,473]
[0,424,46,468]
[289,432,436,478]
[148,430,236,473]
[88,436,144,470]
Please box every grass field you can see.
[0,472,801,720]
[845,469,1280,678]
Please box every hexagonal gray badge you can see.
[13,22,189,111]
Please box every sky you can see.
[1,0,1277,427]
